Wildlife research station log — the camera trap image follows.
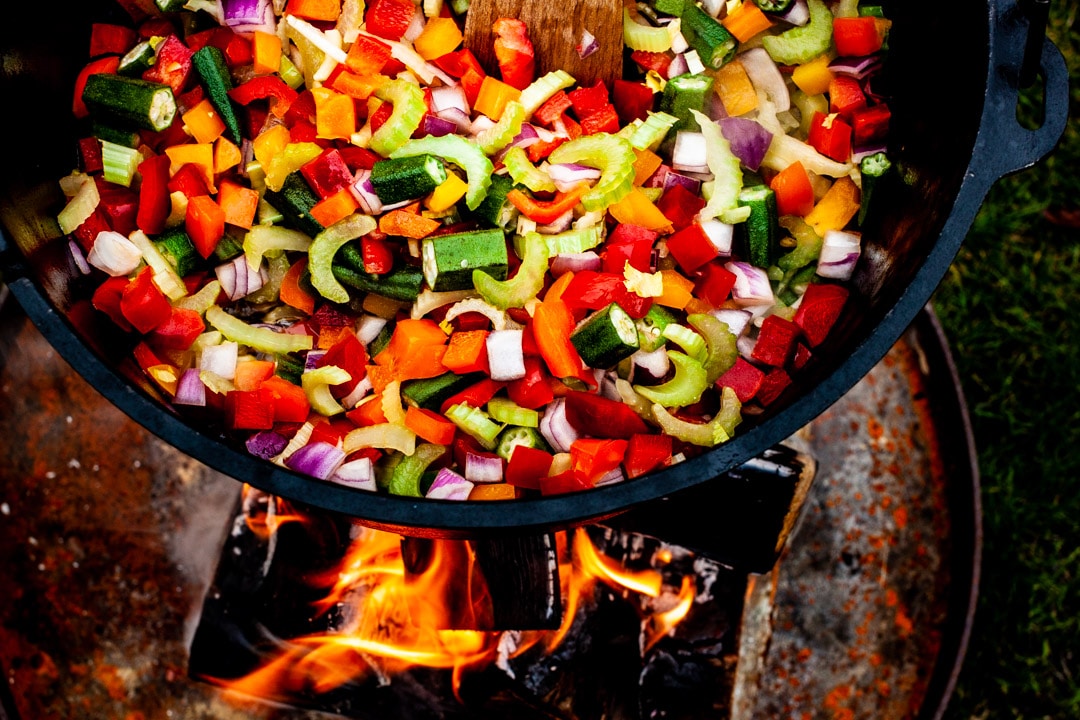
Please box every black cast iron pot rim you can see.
[0,0,1068,534]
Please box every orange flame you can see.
[241,484,309,541]
[214,518,700,703]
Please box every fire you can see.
[213,506,701,704]
[240,484,309,541]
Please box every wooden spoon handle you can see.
[462,0,625,88]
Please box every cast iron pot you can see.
[0,0,1067,537]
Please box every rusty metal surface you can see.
[0,293,978,719]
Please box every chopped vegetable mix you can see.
[59,0,892,500]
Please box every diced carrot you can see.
[310,187,360,227]
[441,329,490,374]
[721,2,774,42]
[217,179,260,229]
[365,364,395,395]
[252,30,282,76]
[280,258,316,315]
[543,269,576,303]
[714,60,758,117]
[234,359,276,391]
[378,209,441,239]
[632,148,662,186]
[404,405,457,445]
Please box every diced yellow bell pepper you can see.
[252,124,292,168]
[164,143,216,192]
[655,269,695,309]
[263,142,324,192]
[714,60,758,117]
[474,76,521,121]
[805,175,861,236]
[608,187,673,232]
[182,99,226,144]
[632,148,663,186]
[792,54,836,96]
[424,172,469,212]
[413,17,463,61]
[312,86,357,140]
[213,136,242,174]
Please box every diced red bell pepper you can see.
[301,148,354,199]
[807,111,852,163]
[316,331,368,399]
[91,275,134,331]
[133,341,166,373]
[228,75,299,115]
[136,154,172,236]
[283,89,317,128]
[539,469,592,495]
[570,437,628,483]
[78,137,104,174]
[345,34,393,75]
[309,418,351,447]
[95,179,140,237]
[563,390,649,439]
[361,234,395,274]
[137,18,178,40]
[73,56,120,119]
[507,357,555,410]
[630,49,672,76]
[167,163,212,199]
[624,433,673,479]
[579,103,621,135]
[337,145,381,172]
[828,76,867,119]
[851,103,891,146]
[89,23,137,58]
[756,368,793,406]
[142,34,194,95]
[793,282,849,346]
[716,357,765,403]
[602,223,657,274]
[657,183,707,233]
[568,80,610,120]
[121,266,172,334]
[365,0,416,41]
[433,48,486,79]
[187,26,252,67]
[147,307,205,352]
[492,18,536,91]
[694,260,738,307]
[832,16,885,57]
[368,101,394,134]
[751,314,801,367]
[665,222,719,273]
[186,195,226,259]
[505,445,553,490]
[533,90,572,127]
[439,378,507,415]
[226,388,275,430]
[611,79,656,126]
[561,270,652,319]
[262,376,311,423]
[72,207,113,252]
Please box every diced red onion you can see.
[711,308,753,337]
[486,329,526,381]
[527,124,553,144]
[464,452,504,483]
[88,230,142,277]
[663,171,701,195]
[707,91,729,121]
[426,467,474,500]
[738,47,790,112]
[349,169,383,214]
[539,397,579,454]
[285,440,347,481]
[216,255,268,301]
[223,0,275,33]
[356,314,388,346]
[304,349,328,371]
[68,239,92,275]
[550,251,602,276]
[599,371,623,402]
[737,334,758,360]
[828,54,883,78]
[646,164,671,189]
[330,457,377,492]
[726,261,775,307]
[339,375,373,410]
[666,53,690,80]
[403,4,427,42]
[546,162,601,192]
[576,29,599,59]
[632,347,670,381]
[719,117,774,172]
[436,107,473,133]
[469,114,497,137]
[852,141,888,163]
[672,131,710,174]
[700,219,734,255]
[246,430,289,460]
[775,0,809,26]
[537,210,576,234]
[816,230,862,280]
[174,368,207,406]
[430,85,470,115]
[200,341,238,379]
[594,466,626,487]
[422,113,457,137]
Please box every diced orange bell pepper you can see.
[473,75,521,121]
[404,405,458,445]
[252,30,282,76]
[309,187,360,227]
[378,208,441,238]
[721,2,774,43]
[714,60,758,117]
[279,258,317,315]
[655,269,695,309]
[805,175,860,236]
[312,87,357,140]
[441,329,491,374]
[182,98,226,144]
[413,17,463,61]
[217,178,260,229]
[234,359,276,391]
[608,187,673,232]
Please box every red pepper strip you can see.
[630,50,672,76]
[505,445,553,490]
[624,433,673,479]
[563,390,649,439]
[228,75,299,116]
[433,48,486,79]
[316,332,368,399]
[78,137,104,174]
[91,275,134,331]
[533,90,572,127]
[440,378,507,415]
[852,103,891,145]
[531,299,594,387]
[492,18,536,91]
[506,186,587,225]
[361,234,395,274]
[507,357,555,409]
[561,271,652,319]
[226,388,275,431]
[136,154,172,235]
[828,76,866,119]
[808,111,853,163]
[120,266,172,334]
[73,56,120,119]
[579,103,621,135]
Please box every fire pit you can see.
[0,294,978,719]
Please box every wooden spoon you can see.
[462,0,626,88]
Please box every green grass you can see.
[934,4,1080,718]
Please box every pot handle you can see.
[972,0,1069,183]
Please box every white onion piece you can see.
[174,368,207,407]
[465,451,504,483]
[539,398,579,453]
[430,85,469,115]
[594,466,626,487]
[339,375,373,410]
[738,47,790,113]
[356,314,388,346]
[486,329,526,381]
[701,0,724,15]
[403,4,426,42]
[469,114,497,137]
[666,52,690,79]
[576,28,599,59]
[700,219,734,255]
[737,334,757,360]
[632,346,671,380]
[777,0,810,26]
[200,341,239,380]
[437,106,473,133]
[817,230,862,280]
[536,210,575,234]
[546,162,601,192]
[87,230,142,277]
[672,131,710,174]
[725,261,775,307]
[710,308,753,337]
[330,457,377,492]
[426,467,474,500]
[217,255,268,301]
